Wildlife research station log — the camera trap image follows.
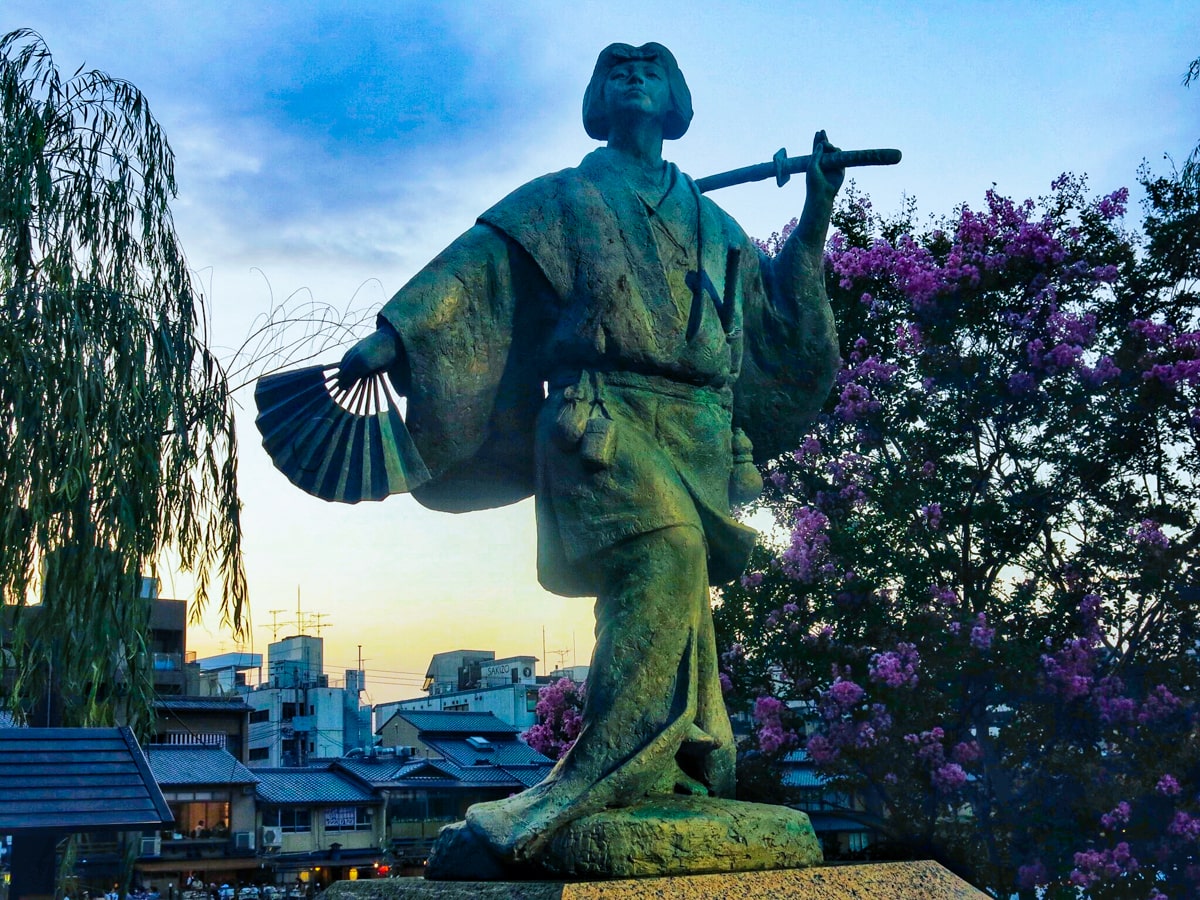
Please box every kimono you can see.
[376,146,838,867]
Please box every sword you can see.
[695,146,901,194]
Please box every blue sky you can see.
[4,1,1197,703]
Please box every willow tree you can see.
[0,29,247,733]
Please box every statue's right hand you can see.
[336,329,400,391]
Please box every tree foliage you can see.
[522,677,585,761]
[715,163,1200,897]
[0,29,246,732]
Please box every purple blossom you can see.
[1017,861,1049,890]
[1127,519,1169,549]
[753,695,792,755]
[794,434,822,461]
[969,612,995,651]
[805,733,838,765]
[869,643,920,688]
[951,741,982,765]
[780,507,831,583]
[895,322,922,353]
[1156,774,1182,796]
[919,502,943,530]
[827,678,865,710]
[1078,354,1121,387]
[1138,684,1181,723]
[1169,811,1200,840]
[1048,310,1097,346]
[931,762,967,793]
[835,382,882,422]
[1007,371,1037,394]
[1129,318,1174,346]
[1100,801,1131,830]
[1095,187,1129,220]
[1070,843,1139,886]
[929,584,959,606]
[1042,636,1096,701]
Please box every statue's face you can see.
[603,59,670,125]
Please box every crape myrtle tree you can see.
[523,676,586,761]
[714,158,1200,897]
[0,29,247,734]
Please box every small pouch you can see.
[580,416,617,470]
[554,384,590,449]
[728,427,763,506]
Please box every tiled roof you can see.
[153,696,249,711]
[334,755,415,786]
[254,766,376,805]
[781,767,826,789]
[383,710,519,736]
[0,727,173,831]
[503,764,554,788]
[145,745,258,786]
[396,758,524,787]
[422,736,552,769]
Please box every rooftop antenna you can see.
[550,648,571,673]
[312,612,332,636]
[296,587,304,635]
[259,609,287,641]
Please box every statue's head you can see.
[582,42,693,141]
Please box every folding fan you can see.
[254,364,431,503]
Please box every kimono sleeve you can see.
[730,223,840,464]
[376,222,551,512]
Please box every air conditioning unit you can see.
[138,835,161,858]
[261,826,283,848]
[234,830,254,851]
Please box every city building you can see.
[375,650,587,732]
[254,765,383,885]
[244,634,372,767]
[138,744,260,887]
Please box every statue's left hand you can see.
[336,328,401,391]
[807,130,845,201]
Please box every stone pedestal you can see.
[320,861,988,899]
[426,797,822,880]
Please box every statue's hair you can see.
[582,43,693,141]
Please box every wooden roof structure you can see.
[0,726,173,831]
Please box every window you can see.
[249,708,270,724]
[248,747,269,761]
[262,808,311,833]
[324,807,372,832]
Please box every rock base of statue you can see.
[320,861,988,899]
[424,797,822,881]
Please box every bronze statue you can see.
[295,41,892,878]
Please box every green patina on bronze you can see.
[332,41,855,879]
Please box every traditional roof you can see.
[503,764,554,787]
[145,745,258,786]
[254,766,376,805]
[781,748,828,789]
[380,710,519,736]
[153,696,250,712]
[0,726,173,832]
[391,757,524,787]
[422,736,551,769]
[334,755,418,787]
